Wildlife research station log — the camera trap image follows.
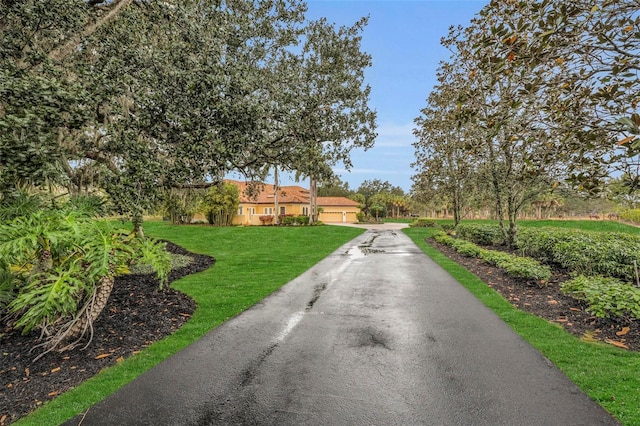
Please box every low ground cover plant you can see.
[561,275,640,320]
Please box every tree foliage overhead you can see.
[0,0,376,220]
[412,0,639,244]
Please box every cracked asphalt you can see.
[65,225,619,425]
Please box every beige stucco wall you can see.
[232,203,309,225]
[232,203,360,225]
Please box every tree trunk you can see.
[274,166,279,225]
[66,273,115,344]
[309,176,318,224]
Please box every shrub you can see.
[561,275,640,320]
[280,215,296,225]
[480,250,551,282]
[258,215,274,225]
[516,227,577,264]
[433,231,453,245]
[440,223,456,234]
[517,227,640,281]
[456,223,505,246]
[433,230,550,281]
[410,218,437,228]
[295,215,310,225]
[356,212,366,223]
[450,239,484,257]
[620,209,640,224]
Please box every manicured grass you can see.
[404,226,640,425]
[17,223,364,426]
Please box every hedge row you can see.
[455,223,506,246]
[517,227,640,282]
[453,224,640,282]
[409,218,437,228]
[433,231,551,282]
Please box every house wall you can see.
[233,203,309,225]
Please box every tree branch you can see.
[48,0,133,62]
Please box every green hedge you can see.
[518,227,640,281]
[456,223,505,246]
[280,215,310,226]
[433,231,551,282]
[409,218,437,228]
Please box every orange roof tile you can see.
[226,180,361,209]
[226,179,309,204]
[317,197,361,207]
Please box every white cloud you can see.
[374,122,416,148]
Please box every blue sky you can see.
[273,0,489,193]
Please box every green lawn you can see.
[19,219,640,425]
[17,222,364,426]
[403,225,640,426]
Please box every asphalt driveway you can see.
[65,226,618,425]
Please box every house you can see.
[226,180,361,225]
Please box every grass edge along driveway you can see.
[404,227,640,426]
[17,223,365,426]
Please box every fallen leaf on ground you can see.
[95,353,110,360]
[616,327,631,336]
[605,339,629,349]
[50,367,60,373]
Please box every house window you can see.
[237,206,244,215]
[280,206,286,215]
[248,207,256,216]
[302,206,309,215]
[264,207,274,215]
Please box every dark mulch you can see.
[0,242,214,425]
[429,238,640,352]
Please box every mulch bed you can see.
[0,242,214,425]
[429,238,640,352]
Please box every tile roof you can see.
[317,196,361,207]
[226,179,309,204]
[226,180,361,208]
